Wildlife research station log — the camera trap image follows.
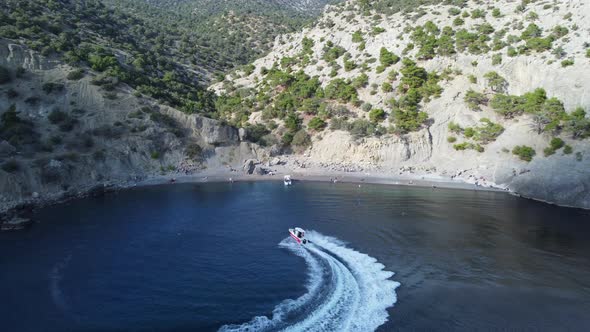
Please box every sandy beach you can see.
[138,167,505,192]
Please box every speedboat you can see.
[284,175,292,186]
[289,227,307,244]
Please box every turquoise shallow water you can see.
[1,181,590,331]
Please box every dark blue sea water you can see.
[1,182,590,331]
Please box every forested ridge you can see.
[100,0,342,73]
[0,0,218,116]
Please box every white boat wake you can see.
[219,231,400,332]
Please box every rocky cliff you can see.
[212,0,590,208]
[0,40,259,219]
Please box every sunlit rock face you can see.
[210,0,590,208]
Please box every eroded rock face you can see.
[243,159,258,174]
[162,107,239,146]
[194,116,238,146]
[0,43,57,70]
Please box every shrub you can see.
[369,109,386,123]
[453,142,484,152]
[372,26,385,35]
[322,44,346,62]
[388,70,399,81]
[527,11,539,21]
[88,54,117,72]
[67,69,84,80]
[453,142,483,152]
[464,89,488,111]
[379,47,400,67]
[42,82,64,94]
[543,147,555,156]
[186,143,203,160]
[563,145,573,154]
[325,79,358,103]
[521,23,542,40]
[453,18,464,26]
[468,75,477,84]
[478,23,495,35]
[507,47,518,57]
[348,119,375,138]
[351,30,364,43]
[549,137,565,150]
[284,112,302,132]
[301,37,314,54]
[484,71,507,92]
[391,108,428,134]
[344,60,356,71]
[471,9,486,19]
[565,107,590,139]
[526,37,553,52]
[448,121,462,134]
[448,8,461,16]
[329,117,349,131]
[447,136,457,143]
[1,159,19,173]
[351,73,369,88]
[512,145,536,161]
[382,82,393,92]
[0,105,39,147]
[544,137,565,156]
[291,129,311,148]
[492,8,501,17]
[245,123,270,143]
[399,58,428,90]
[473,118,504,143]
[48,109,68,124]
[59,118,78,132]
[151,151,160,159]
[490,94,524,118]
[561,59,574,67]
[6,88,18,98]
[552,26,569,39]
[0,65,11,84]
[308,117,327,131]
[492,53,502,65]
[453,142,466,150]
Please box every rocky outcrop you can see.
[0,39,261,224]
[161,106,239,146]
[0,42,58,70]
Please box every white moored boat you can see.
[284,175,292,186]
[289,227,307,244]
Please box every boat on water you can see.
[289,227,308,244]
[284,175,292,186]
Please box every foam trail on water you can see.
[49,253,72,313]
[219,231,400,332]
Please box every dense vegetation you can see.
[101,0,341,73]
[0,0,217,116]
[216,53,445,148]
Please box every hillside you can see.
[0,37,263,222]
[211,0,590,208]
[0,0,217,111]
[1,0,590,224]
[100,0,343,75]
